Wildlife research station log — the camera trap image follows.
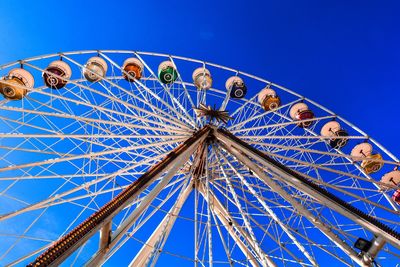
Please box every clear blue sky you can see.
[1,0,400,265]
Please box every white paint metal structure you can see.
[0,51,399,266]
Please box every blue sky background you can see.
[0,0,399,156]
[0,0,400,265]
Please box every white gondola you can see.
[0,68,34,100]
[381,169,400,205]
[192,67,212,90]
[158,61,177,84]
[289,103,314,128]
[122,58,144,82]
[258,87,280,111]
[83,57,108,82]
[43,60,72,89]
[320,121,349,149]
[381,169,400,190]
[351,143,383,174]
[225,76,247,98]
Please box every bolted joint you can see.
[362,236,386,265]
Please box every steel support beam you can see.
[27,126,211,267]
[98,221,112,255]
[85,168,188,266]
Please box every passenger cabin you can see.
[289,103,314,128]
[122,58,144,82]
[321,121,349,149]
[83,57,108,82]
[158,61,177,84]
[0,68,34,100]
[381,170,400,205]
[258,87,280,111]
[226,76,247,99]
[192,67,212,90]
[43,60,72,89]
[351,143,383,174]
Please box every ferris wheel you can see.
[0,50,399,267]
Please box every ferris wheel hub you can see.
[194,103,232,124]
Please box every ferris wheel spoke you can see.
[0,154,166,223]
[260,141,400,166]
[61,55,192,131]
[95,77,192,131]
[258,108,396,184]
[242,134,398,216]
[29,86,188,133]
[58,178,119,239]
[230,99,300,131]
[6,243,51,267]
[215,131,374,265]
[0,105,187,135]
[284,226,354,267]
[209,180,312,266]
[0,138,184,173]
[0,133,187,140]
[197,183,264,267]
[168,56,196,110]
[241,135,367,140]
[14,97,133,151]
[208,205,234,267]
[211,179,356,266]
[60,54,144,116]
[44,168,185,214]
[229,94,258,118]
[204,149,215,267]
[245,212,312,266]
[214,179,295,216]
[253,142,397,211]
[0,143,77,158]
[0,172,148,181]
[212,153,277,267]
[248,139,399,166]
[0,145,96,195]
[7,179,155,266]
[0,99,143,156]
[216,129,400,253]
[294,200,365,245]
[0,205,52,261]
[24,60,192,132]
[288,173,399,218]
[260,150,400,198]
[131,52,196,127]
[231,115,336,134]
[142,180,192,267]
[38,184,137,213]
[214,146,318,266]
[58,171,188,248]
[99,52,196,128]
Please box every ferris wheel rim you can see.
[0,50,399,266]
